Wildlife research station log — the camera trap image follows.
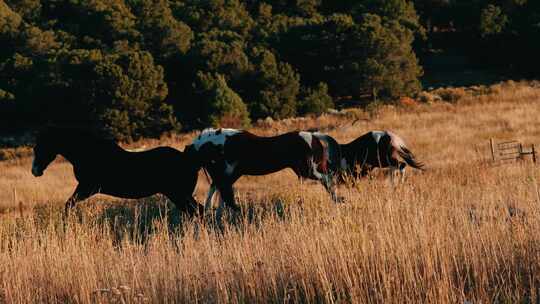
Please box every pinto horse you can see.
[184,128,342,215]
[31,127,203,217]
[339,130,425,183]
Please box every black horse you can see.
[31,127,203,217]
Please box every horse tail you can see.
[397,146,426,171]
[312,133,342,173]
[384,131,425,171]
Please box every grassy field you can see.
[1,82,540,303]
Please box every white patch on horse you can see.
[225,161,237,176]
[299,132,313,148]
[371,130,386,143]
[192,128,241,150]
[310,159,323,179]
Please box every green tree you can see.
[191,72,250,128]
[134,0,193,60]
[0,3,59,60]
[187,30,249,78]
[278,13,422,100]
[92,50,179,139]
[5,0,41,22]
[358,14,422,100]
[40,0,139,48]
[242,48,300,119]
[479,4,509,37]
[172,0,254,37]
[17,49,179,140]
[357,0,425,38]
[298,82,334,115]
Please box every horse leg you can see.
[218,183,241,213]
[388,167,396,185]
[212,183,240,225]
[321,173,343,203]
[64,184,94,219]
[186,196,204,217]
[168,194,203,217]
[387,161,402,186]
[399,163,407,183]
[215,191,226,224]
[204,183,217,212]
[221,170,242,211]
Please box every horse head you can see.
[184,141,224,170]
[31,124,101,176]
[32,127,60,176]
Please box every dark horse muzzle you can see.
[31,159,44,177]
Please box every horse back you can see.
[345,132,378,154]
[225,131,311,161]
[77,146,193,182]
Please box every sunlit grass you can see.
[1,81,540,303]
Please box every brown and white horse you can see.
[339,130,425,183]
[185,128,342,216]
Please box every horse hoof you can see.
[334,196,346,204]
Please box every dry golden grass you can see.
[1,81,540,303]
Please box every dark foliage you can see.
[2,0,535,140]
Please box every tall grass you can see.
[1,81,540,303]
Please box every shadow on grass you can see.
[28,196,193,245]
[96,197,197,245]
[28,194,298,246]
[205,194,296,233]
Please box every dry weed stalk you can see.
[0,82,540,303]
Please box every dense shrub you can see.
[4,0,495,140]
[242,48,301,120]
[277,12,422,101]
[298,82,334,115]
[1,48,178,140]
[192,72,250,128]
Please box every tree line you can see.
[0,0,538,140]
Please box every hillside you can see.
[2,0,540,140]
[0,82,540,303]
